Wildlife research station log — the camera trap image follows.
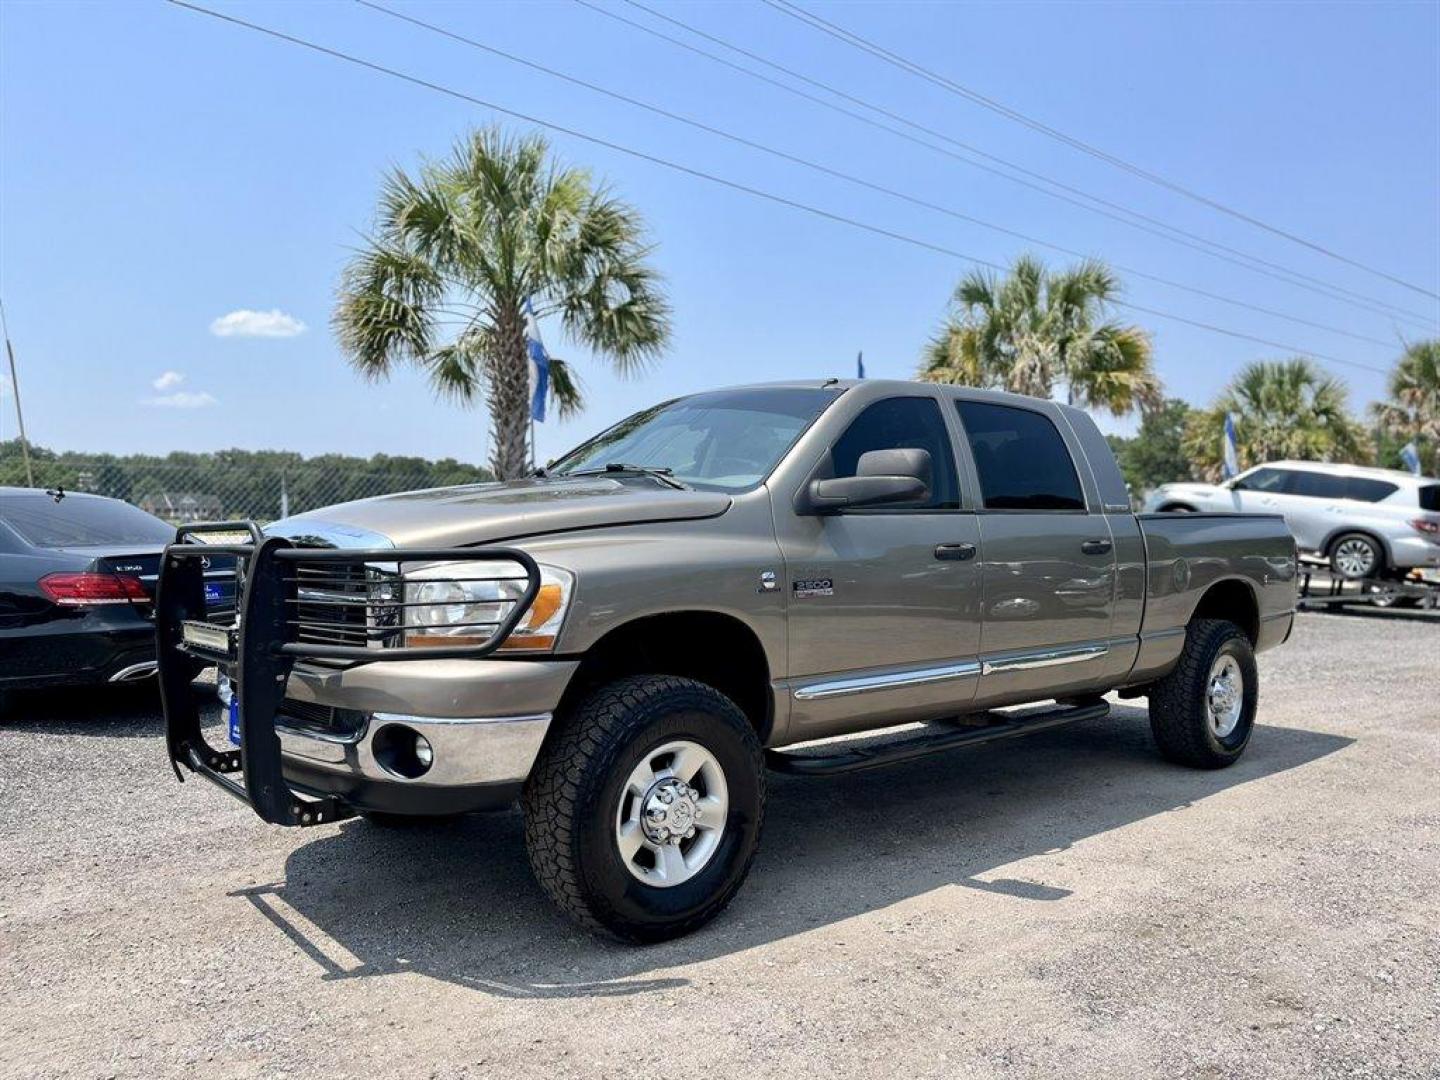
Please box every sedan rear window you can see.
[0,494,173,548]
[1421,486,1440,513]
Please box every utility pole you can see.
[0,297,35,487]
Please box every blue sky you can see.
[2,0,1437,466]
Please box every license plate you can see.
[204,582,223,604]
[228,697,241,747]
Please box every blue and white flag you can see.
[1221,412,1240,479]
[1399,440,1421,476]
[523,298,550,423]
[856,351,865,379]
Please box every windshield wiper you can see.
[569,463,689,490]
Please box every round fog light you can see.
[372,724,434,780]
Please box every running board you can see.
[765,700,1110,776]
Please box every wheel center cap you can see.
[641,778,699,844]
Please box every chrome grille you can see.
[288,562,403,650]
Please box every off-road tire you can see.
[1148,619,1258,769]
[522,675,766,942]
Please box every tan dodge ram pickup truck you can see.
[156,380,1297,940]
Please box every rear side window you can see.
[1420,486,1440,512]
[830,397,960,510]
[1344,477,1400,503]
[0,494,173,548]
[1285,471,1347,499]
[956,401,1085,511]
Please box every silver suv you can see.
[1146,461,1440,580]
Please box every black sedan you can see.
[0,487,235,703]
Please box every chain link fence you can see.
[0,445,494,525]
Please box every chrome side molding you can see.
[793,661,982,701]
[981,643,1108,676]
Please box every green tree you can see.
[1370,339,1439,473]
[334,127,672,480]
[918,254,1161,416]
[1182,358,1368,479]
[1108,398,1193,498]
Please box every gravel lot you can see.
[2,608,1437,1080]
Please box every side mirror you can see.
[804,448,932,513]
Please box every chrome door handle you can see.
[934,542,977,561]
[1080,539,1112,555]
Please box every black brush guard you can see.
[156,521,540,827]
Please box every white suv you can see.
[1145,461,1440,580]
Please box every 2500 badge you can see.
[793,578,834,599]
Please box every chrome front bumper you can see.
[278,711,552,788]
[218,671,557,799]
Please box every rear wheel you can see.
[1148,619,1258,769]
[522,675,765,942]
[1329,532,1383,580]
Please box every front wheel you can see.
[1148,619,1258,769]
[522,675,765,942]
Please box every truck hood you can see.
[269,476,733,548]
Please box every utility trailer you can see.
[1296,558,1440,612]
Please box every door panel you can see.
[774,393,983,739]
[949,397,1119,707]
[972,514,1117,705]
[778,512,983,737]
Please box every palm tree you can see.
[918,254,1161,416]
[335,128,671,479]
[1182,358,1368,478]
[1371,339,1439,472]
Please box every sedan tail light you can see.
[39,572,149,606]
[1410,518,1440,543]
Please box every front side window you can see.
[829,397,960,510]
[1233,467,1288,493]
[551,387,839,492]
[956,401,1085,511]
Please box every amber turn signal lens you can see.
[523,583,564,629]
[408,634,488,647]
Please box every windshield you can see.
[550,387,840,492]
[1,493,174,548]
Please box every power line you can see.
[162,0,1392,380]
[765,0,1440,303]
[600,0,1436,331]
[358,0,1396,351]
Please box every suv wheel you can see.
[522,675,765,942]
[1330,532,1382,580]
[1147,619,1258,769]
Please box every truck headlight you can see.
[403,561,574,652]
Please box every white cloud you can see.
[209,308,306,338]
[146,390,218,409]
[152,370,185,391]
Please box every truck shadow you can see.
[236,706,1351,1000]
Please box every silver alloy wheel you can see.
[614,739,729,888]
[1205,654,1244,739]
[1334,537,1378,578]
